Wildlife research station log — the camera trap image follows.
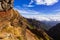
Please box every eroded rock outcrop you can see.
[0,0,13,11]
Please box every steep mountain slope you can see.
[0,9,53,40]
[48,23,60,40]
[0,0,53,40]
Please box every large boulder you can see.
[0,0,14,11]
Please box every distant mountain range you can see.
[26,18,60,30]
[41,21,60,30]
[26,18,47,30]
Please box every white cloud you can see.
[44,0,58,5]
[35,0,45,5]
[15,8,40,15]
[28,0,59,6]
[23,0,34,7]
[23,4,34,7]
[18,11,60,21]
[15,6,60,21]
[24,0,59,7]
[29,0,34,5]
[22,15,60,21]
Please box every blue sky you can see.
[14,0,60,21]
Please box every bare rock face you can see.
[0,0,14,11]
